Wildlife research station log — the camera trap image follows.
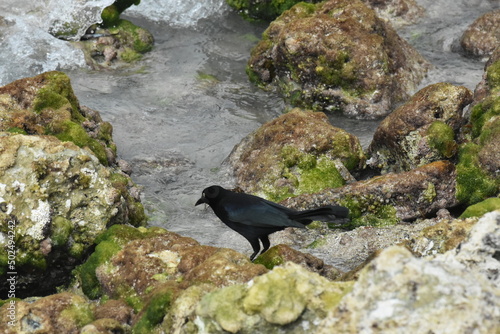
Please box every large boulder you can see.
[0,71,116,166]
[77,19,154,69]
[247,0,430,118]
[367,82,473,173]
[226,108,365,202]
[0,72,146,298]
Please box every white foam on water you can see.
[124,0,229,27]
[0,0,118,85]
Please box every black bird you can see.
[195,185,349,261]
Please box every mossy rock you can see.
[227,108,365,202]
[74,225,167,299]
[247,0,429,118]
[78,19,154,67]
[426,121,458,158]
[0,71,115,166]
[457,91,499,205]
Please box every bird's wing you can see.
[224,199,305,228]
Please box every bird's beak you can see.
[195,196,208,206]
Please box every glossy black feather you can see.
[196,185,349,261]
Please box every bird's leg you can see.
[260,235,271,255]
[247,238,261,262]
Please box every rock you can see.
[72,224,270,333]
[226,108,365,201]
[247,0,430,118]
[80,318,129,334]
[0,72,146,298]
[2,212,498,333]
[403,217,477,257]
[192,262,354,333]
[274,218,437,271]
[44,0,114,40]
[461,9,500,58]
[367,82,473,173]
[78,19,154,69]
[284,160,459,226]
[0,292,94,334]
[318,212,500,333]
[94,299,134,325]
[0,71,116,166]
[0,134,144,298]
[73,224,268,300]
[469,46,500,108]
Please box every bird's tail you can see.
[290,205,349,224]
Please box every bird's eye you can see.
[205,186,219,198]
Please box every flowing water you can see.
[1,0,498,265]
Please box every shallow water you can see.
[1,0,499,264]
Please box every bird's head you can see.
[195,185,222,206]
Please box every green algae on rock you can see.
[195,262,354,332]
[460,198,500,219]
[226,108,365,202]
[247,0,430,118]
[0,134,145,297]
[0,72,146,298]
[283,161,459,226]
[0,71,115,166]
[0,292,94,334]
[456,54,500,206]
